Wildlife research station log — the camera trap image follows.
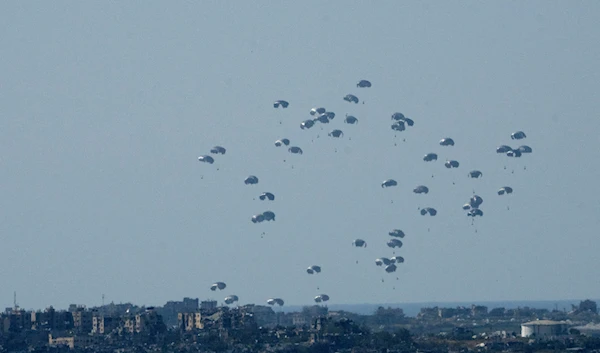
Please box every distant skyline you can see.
[1,1,599,310]
[7,294,600,319]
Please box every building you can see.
[48,333,98,349]
[292,312,307,326]
[178,311,203,331]
[471,305,488,317]
[243,304,276,326]
[1,308,32,332]
[33,306,73,331]
[573,323,600,337]
[160,298,199,327]
[71,307,93,333]
[123,307,164,334]
[417,307,439,319]
[521,320,568,338]
[200,300,218,312]
[92,314,118,335]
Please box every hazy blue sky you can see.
[1,1,599,311]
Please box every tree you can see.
[579,300,598,314]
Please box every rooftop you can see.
[522,320,567,326]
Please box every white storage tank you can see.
[521,320,568,338]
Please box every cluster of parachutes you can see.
[251,211,276,223]
[374,229,407,275]
[497,131,533,159]
[209,282,240,305]
[197,145,227,165]
[197,76,535,307]
[375,256,404,275]
[390,112,415,133]
[463,195,484,218]
[306,265,322,275]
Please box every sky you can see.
[1,1,599,311]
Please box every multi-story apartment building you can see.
[178,311,203,331]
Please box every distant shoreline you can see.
[278,299,600,317]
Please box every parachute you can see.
[259,192,275,201]
[445,160,460,168]
[385,264,397,273]
[496,145,512,153]
[387,239,403,249]
[381,179,398,188]
[511,131,526,140]
[343,94,359,104]
[300,119,315,130]
[210,146,226,155]
[344,115,358,124]
[267,298,284,306]
[439,138,455,146]
[310,107,326,116]
[507,150,522,157]
[288,146,303,154]
[423,153,438,162]
[328,129,344,138]
[244,175,259,185]
[468,208,484,217]
[391,121,406,132]
[357,80,371,88]
[389,229,405,238]
[198,155,215,164]
[470,195,483,208]
[251,214,265,223]
[391,113,414,126]
[306,265,322,274]
[391,256,404,264]
[518,145,533,153]
[413,185,429,194]
[275,138,290,147]
[468,170,483,178]
[391,113,405,121]
[420,207,437,216]
[210,282,226,291]
[262,211,276,221]
[273,100,289,109]
[315,114,330,124]
[375,257,392,266]
[252,211,275,223]
[314,294,330,303]
[224,295,239,305]
[353,239,367,248]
